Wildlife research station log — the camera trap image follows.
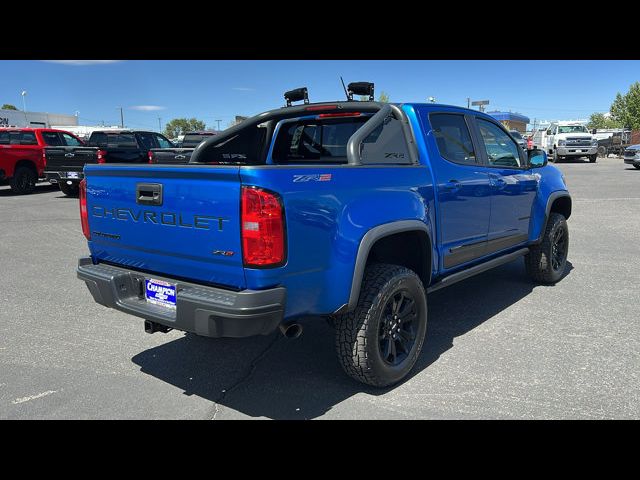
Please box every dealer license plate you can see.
[145,278,177,309]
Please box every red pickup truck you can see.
[0,128,84,194]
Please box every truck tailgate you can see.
[45,147,98,172]
[84,165,246,289]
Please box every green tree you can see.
[163,118,206,138]
[609,82,640,129]
[2,104,18,110]
[587,112,622,130]
[378,91,390,103]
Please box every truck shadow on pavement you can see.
[131,259,573,419]
[0,183,58,196]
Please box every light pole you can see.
[216,119,221,132]
[118,107,124,128]
[21,90,28,124]
[75,111,80,125]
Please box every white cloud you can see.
[232,87,256,92]
[42,60,122,66]
[129,105,166,111]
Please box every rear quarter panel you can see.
[240,163,435,318]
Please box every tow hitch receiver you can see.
[144,320,172,334]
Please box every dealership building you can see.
[486,111,530,133]
[0,109,78,128]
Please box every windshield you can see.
[558,125,588,134]
[510,131,523,140]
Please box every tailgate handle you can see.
[136,183,163,206]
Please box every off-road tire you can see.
[525,212,569,284]
[9,166,37,194]
[334,263,428,387]
[634,164,640,170]
[589,154,597,163]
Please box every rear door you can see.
[419,110,492,269]
[473,116,538,251]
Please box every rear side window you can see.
[272,117,367,164]
[429,113,477,165]
[41,132,64,146]
[20,132,37,145]
[0,131,10,144]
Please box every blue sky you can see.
[2,60,639,130]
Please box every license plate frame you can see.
[144,278,177,310]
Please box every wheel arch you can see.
[534,191,572,244]
[347,220,432,311]
[13,159,38,176]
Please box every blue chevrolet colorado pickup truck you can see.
[76,85,571,387]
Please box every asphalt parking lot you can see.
[1,156,638,419]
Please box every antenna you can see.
[340,76,350,101]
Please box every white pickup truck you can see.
[541,123,598,163]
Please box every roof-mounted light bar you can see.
[284,87,309,107]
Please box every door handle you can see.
[443,180,461,191]
[136,183,163,206]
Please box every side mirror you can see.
[528,148,547,168]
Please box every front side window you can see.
[61,133,82,146]
[0,131,11,144]
[429,113,477,165]
[477,119,522,168]
[154,134,172,149]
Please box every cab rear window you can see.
[272,117,366,164]
[89,132,137,148]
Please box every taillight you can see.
[79,179,90,240]
[42,150,47,166]
[97,149,107,164]
[148,151,155,163]
[241,186,285,267]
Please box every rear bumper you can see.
[77,257,286,338]
[45,171,84,184]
